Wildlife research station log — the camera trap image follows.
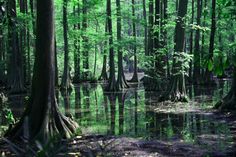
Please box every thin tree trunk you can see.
[130,0,139,82]
[82,0,89,80]
[99,20,109,81]
[204,0,216,85]
[143,0,148,55]
[7,0,25,94]
[193,0,202,84]
[148,0,154,55]
[94,22,99,78]
[106,0,116,91]
[154,0,160,72]
[189,0,194,82]
[201,0,206,78]
[61,0,72,91]
[116,0,129,89]
[0,16,4,85]
[163,0,168,78]
[73,4,81,83]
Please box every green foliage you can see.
[207,59,214,71]
[172,52,193,76]
[4,108,15,125]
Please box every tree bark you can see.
[82,0,89,80]
[7,0,25,94]
[116,0,129,89]
[204,0,216,85]
[159,0,188,102]
[148,0,154,55]
[189,0,194,82]
[193,0,202,84]
[130,0,139,83]
[5,0,78,144]
[0,10,4,85]
[61,0,72,91]
[154,0,160,74]
[106,0,116,91]
[143,0,148,55]
[99,19,109,81]
[73,4,81,83]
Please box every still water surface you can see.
[5,81,235,153]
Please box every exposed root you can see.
[99,55,108,81]
[105,76,117,92]
[5,98,78,145]
[116,73,129,90]
[159,74,188,103]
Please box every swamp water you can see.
[2,81,236,156]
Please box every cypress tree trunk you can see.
[93,21,99,79]
[29,0,35,35]
[176,0,179,12]
[116,0,129,89]
[201,0,206,78]
[159,0,188,102]
[61,0,72,91]
[73,4,81,83]
[154,0,166,77]
[82,0,89,80]
[20,0,31,85]
[99,55,108,81]
[148,0,154,55]
[5,0,78,143]
[193,0,202,84]
[189,0,194,82]
[7,0,25,94]
[204,0,216,85]
[154,0,160,51]
[154,0,160,73]
[106,0,116,91]
[163,0,168,77]
[130,0,139,83]
[99,20,109,81]
[19,0,27,85]
[0,9,4,85]
[143,0,148,55]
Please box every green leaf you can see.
[215,65,223,76]
[208,60,214,71]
